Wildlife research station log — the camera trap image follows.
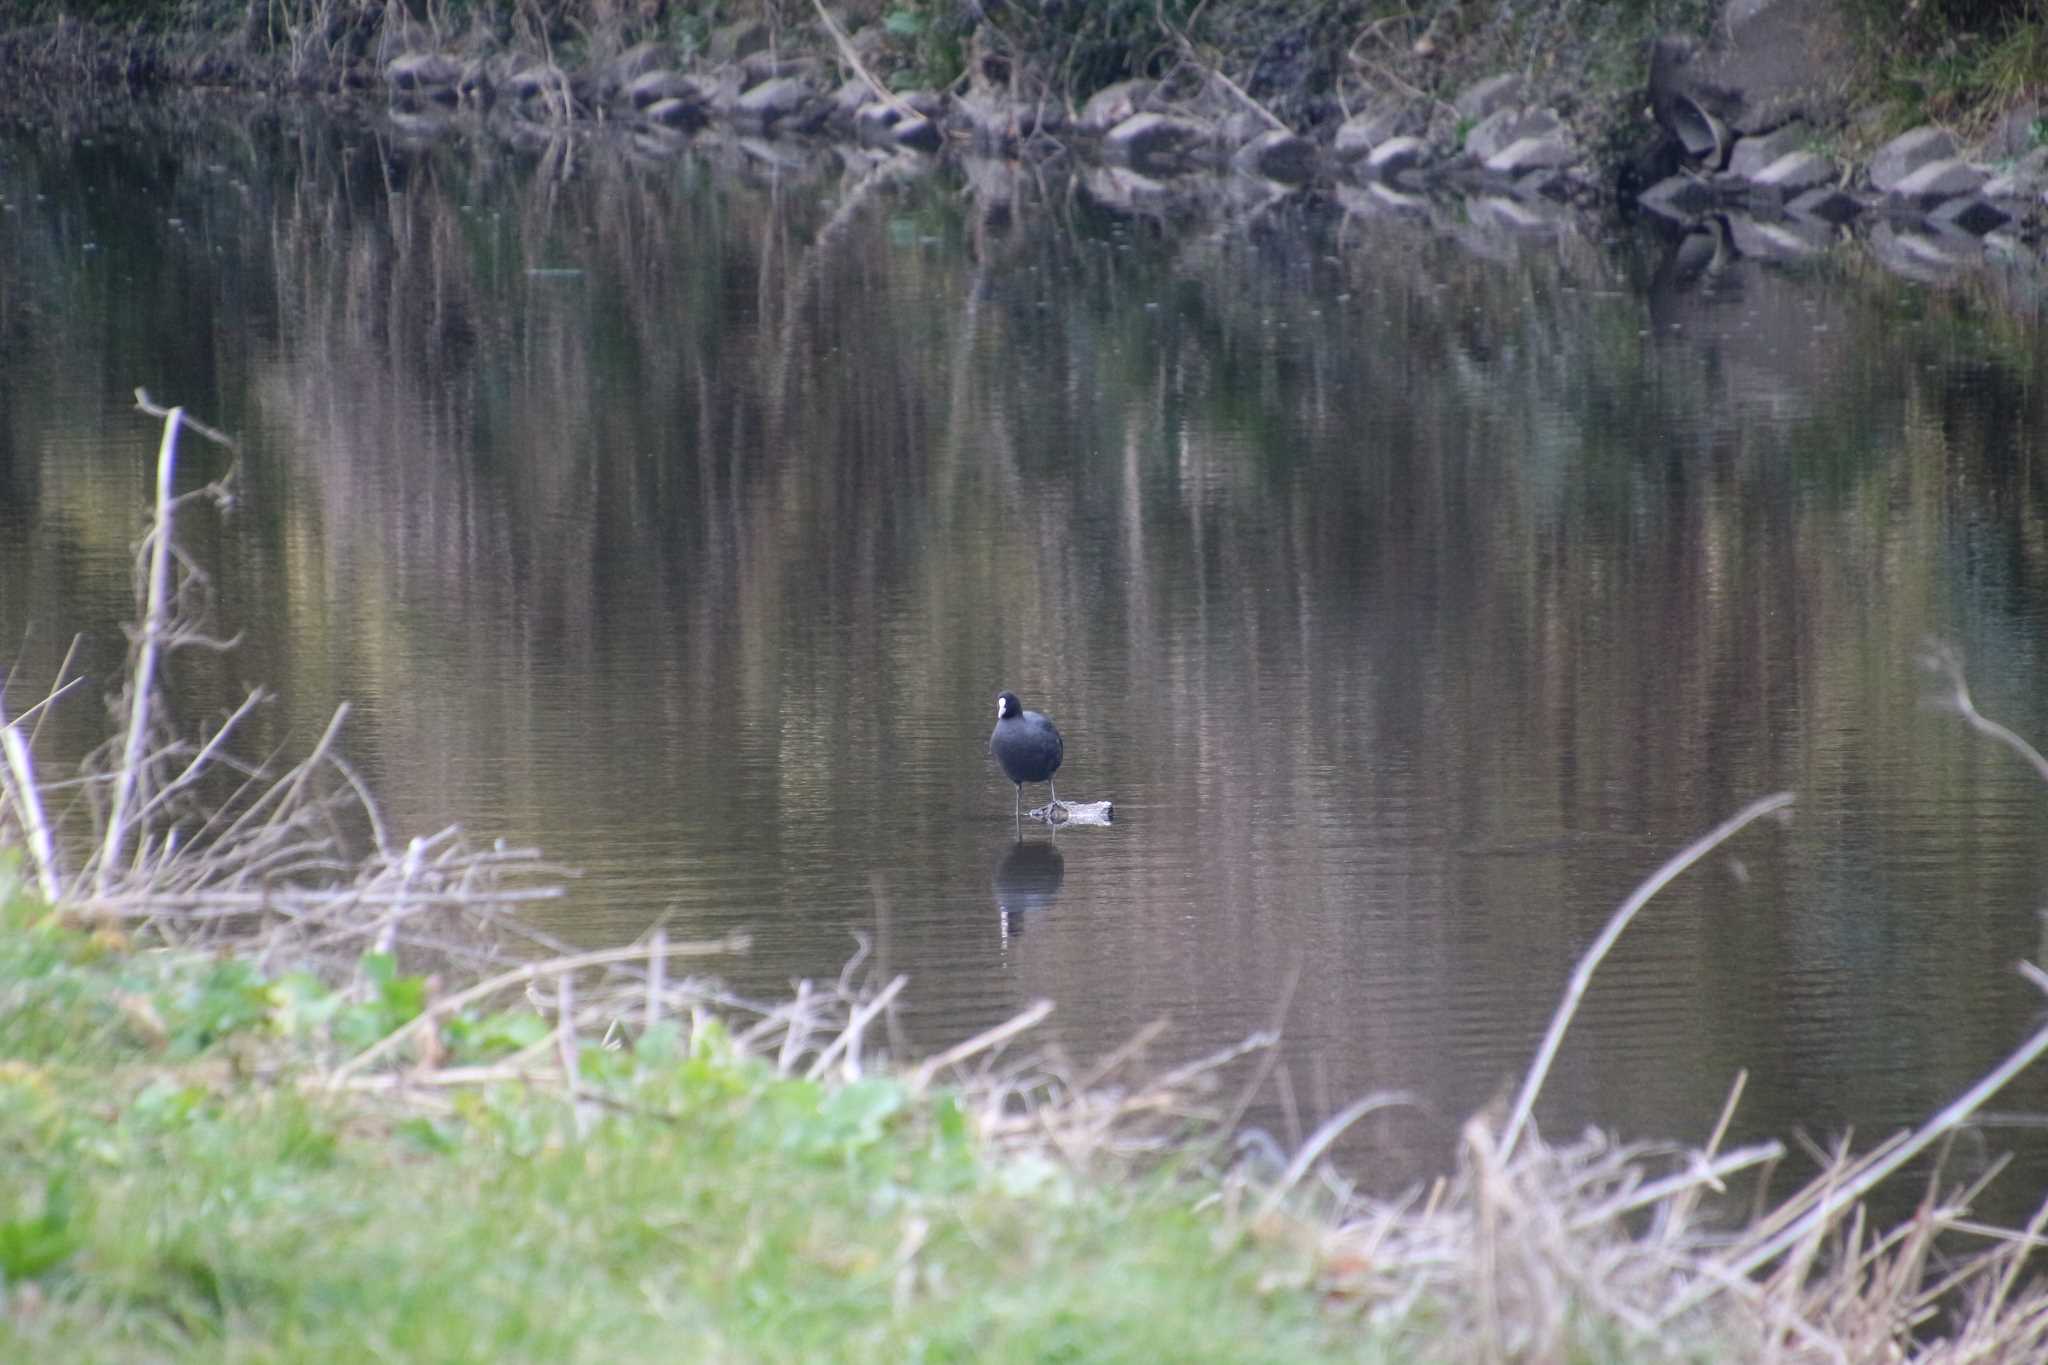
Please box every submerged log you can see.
[1033,799,1114,826]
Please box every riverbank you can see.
[7,783,2048,1361]
[3,2,2045,197]
[0,888,1372,1362]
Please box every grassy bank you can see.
[0,883,1367,1363]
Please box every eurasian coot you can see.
[991,691,1064,819]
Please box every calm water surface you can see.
[7,99,2048,1195]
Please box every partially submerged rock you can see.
[733,74,823,133]
[1788,186,1863,225]
[1079,79,1156,135]
[1726,125,1808,181]
[644,96,709,131]
[1363,135,1429,182]
[1466,107,1560,164]
[1485,135,1576,176]
[1751,151,1835,193]
[1983,146,2048,201]
[1889,158,1988,204]
[853,93,948,152]
[1333,102,1422,162]
[1104,112,1215,175]
[1232,128,1317,185]
[1455,74,1523,122]
[386,51,461,94]
[1869,127,1956,193]
[1931,196,2011,236]
[623,69,700,112]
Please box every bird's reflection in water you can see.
[994,840,1065,943]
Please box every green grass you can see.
[0,879,1379,1363]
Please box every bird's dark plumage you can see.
[992,691,1064,818]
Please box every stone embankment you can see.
[1628,3,2048,280]
[375,17,1602,207]
[369,0,2048,289]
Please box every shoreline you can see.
[9,2,2048,273]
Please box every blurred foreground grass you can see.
[0,874,1391,1364]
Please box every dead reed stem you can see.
[1500,790,1795,1159]
[95,401,184,898]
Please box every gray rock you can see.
[1082,165,1177,214]
[1983,145,2048,199]
[1751,150,1835,192]
[644,97,708,130]
[1232,128,1317,184]
[624,69,699,111]
[1726,124,1808,180]
[1485,135,1576,174]
[1511,108,1563,143]
[1727,214,1824,260]
[1455,74,1522,122]
[853,100,903,145]
[742,54,822,87]
[707,19,770,63]
[1333,102,1421,160]
[1931,196,2011,235]
[386,52,460,91]
[891,114,943,153]
[386,103,452,141]
[1470,195,1557,235]
[1466,108,1563,163]
[734,76,821,132]
[505,64,568,103]
[1364,134,1428,180]
[955,89,1008,144]
[1869,220,1980,283]
[1988,100,2043,159]
[1515,166,1578,200]
[1079,79,1155,135]
[1889,158,1988,202]
[1787,186,1864,224]
[697,70,747,119]
[1639,174,1718,220]
[1103,112,1214,174]
[603,42,669,95]
[853,99,946,152]
[1216,111,1265,150]
[1463,108,1521,163]
[829,77,873,125]
[1869,126,1956,192]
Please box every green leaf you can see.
[270,971,342,1035]
[443,1009,549,1063]
[884,9,922,37]
[799,1077,907,1155]
[0,1176,81,1278]
[395,1116,459,1156]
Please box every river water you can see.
[6,98,2048,1195]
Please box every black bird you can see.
[991,691,1064,820]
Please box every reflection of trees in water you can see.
[10,109,2048,1180]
